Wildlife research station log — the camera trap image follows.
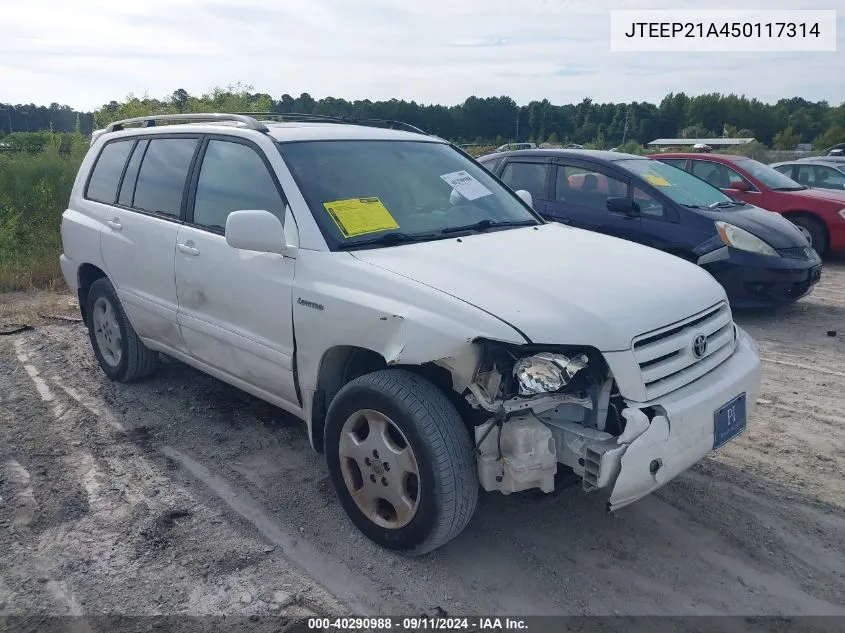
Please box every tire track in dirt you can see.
[1,336,349,622]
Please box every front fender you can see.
[292,250,526,396]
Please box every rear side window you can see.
[500,162,548,201]
[118,140,149,207]
[133,138,198,218]
[85,140,134,204]
[659,158,687,169]
[193,140,285,231]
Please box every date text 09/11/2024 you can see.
[307,617,528,631]
[623,22,821,38]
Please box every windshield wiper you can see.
[772,186,808,191]
[336,231,438,250]
[440,219,537,235]
[708,200,746,209]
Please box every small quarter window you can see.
[85,140,134,204]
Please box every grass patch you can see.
[0,149,83,291]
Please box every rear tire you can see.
[789,215,827,257]
[86,277,159,382]
[325,369,478,555]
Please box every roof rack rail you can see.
[233,112,429,136]
[104,113,269,134]
[355,118,429,136]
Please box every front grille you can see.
[778,246,815,260]
[632,302,735,401]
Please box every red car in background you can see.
[650,153,845,257]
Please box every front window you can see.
[478,156,504,174]
[554,165,629,210]
[278,140,541,248]
[796,164,845,190]
[734,158,805,190]
[193,140,285,231]
[501,161,549,202]
[659,158,687,169]
[615,158,737,208]
[690,160,749,190]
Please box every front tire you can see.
[789,215,827,257]
[86,277,159,382]
[325,369,478,555]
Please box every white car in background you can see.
[770,158,845,191]
[60,113,762,555]
[495,142,536,152]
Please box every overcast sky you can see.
[2,0,843,111]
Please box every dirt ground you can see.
[1,261,844,624]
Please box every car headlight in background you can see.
[839,208,845,220]
[715,221,779,257]
[513,352,589,395]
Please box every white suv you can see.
[61,113,762,555]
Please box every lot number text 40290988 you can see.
[307,617,529,630]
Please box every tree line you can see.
[3,85,844,150]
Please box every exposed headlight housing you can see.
[715,221,779,257]
[513,352,590,395]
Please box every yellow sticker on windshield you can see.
[643,174,671,187]
[323,197,400,238]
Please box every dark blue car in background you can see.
[477,149,822,309]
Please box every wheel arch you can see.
[310,346,388,453]
[781,210,830,249]
[77,263,108,326]
[309,346,477,453]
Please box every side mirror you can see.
[515,189,533,208]
[606,197,640,216]
[225,210,287,254]
[730,180,750,192]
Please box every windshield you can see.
[277,140,541,249]
[615,158,737,207]
[735,158,805,190]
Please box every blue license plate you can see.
[714,393,747,449]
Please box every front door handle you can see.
[106,218,122,231]
[177,243,200,256]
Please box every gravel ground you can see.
[1,261,844,625]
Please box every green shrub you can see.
[0,150,83,290]
[720,141,770,162]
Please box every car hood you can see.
[780,187,845,203]
[350,223,727,351]
[695,204,809,248]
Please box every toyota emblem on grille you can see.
[692,334,708,359]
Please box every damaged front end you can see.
[464,339,669,508]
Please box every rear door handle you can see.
[177,243,200,256]
[106,219,122,231]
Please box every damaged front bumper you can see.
[606,327,761,509]
[475,328,762,509]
